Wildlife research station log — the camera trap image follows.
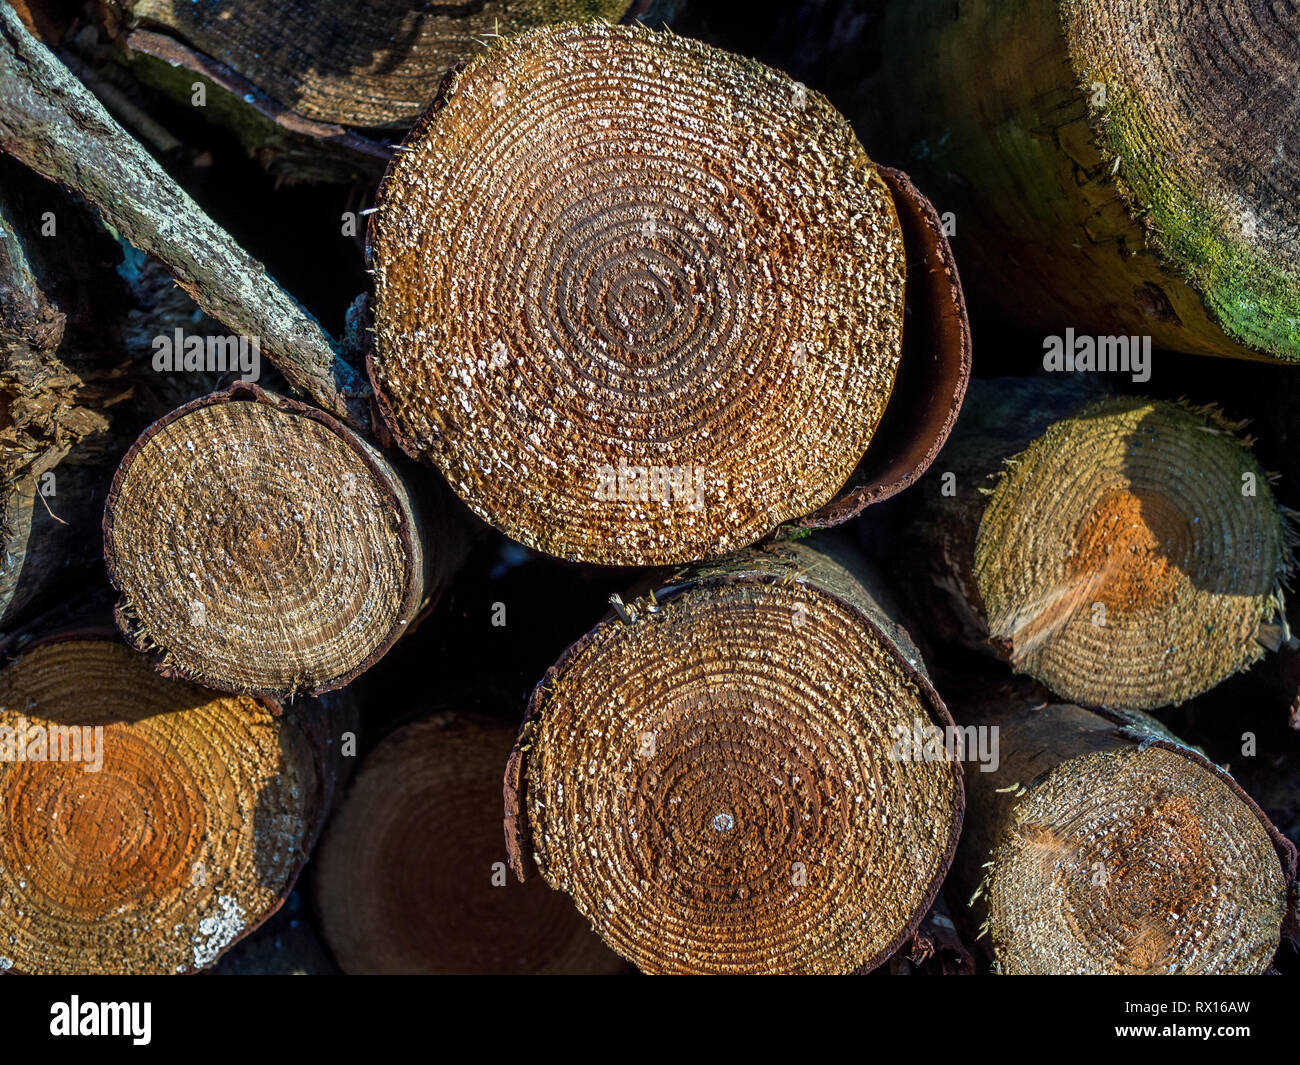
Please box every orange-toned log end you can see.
[510,546,963,974]
[368,22,907,565]
[314,713,623,974]
[0,639,323,975]
[103,384,425,698]
[975,397,1290,709]
[989,744,1288,974]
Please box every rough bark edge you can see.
[782,165,971,533]
[503,548,967,976]
[101,381,425,699]
[0,6,371,429]
[0,625,354,975]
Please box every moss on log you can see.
[883,0,1300,362]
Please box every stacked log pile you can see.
[0,0,1297,982]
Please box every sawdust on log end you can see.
[507,541,963,974]
[0,638,325,974]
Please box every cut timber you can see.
[0,637,340,974]
[369,22,941,565]
[104,383,428,697]
[898,377,1105,651]
[781,165,971,534]
[505,540,965,974]
[883,0,1300,362]
[315,712,623,975]
[978,398,1290,707]
[98,28,396,186]
[908,382,1290,709]
[948,687,1295,974]
[105,0,633,130]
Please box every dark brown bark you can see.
[782,166,970,534]
[1,157,141,631]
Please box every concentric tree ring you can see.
[955,698,1296,975]
[104,383,426,698]
[991,745,1287,974]
[315,712,623,974]
[0,637,328,974]
[975,397,1290,709]
[368,22,909,564]
[506,542,964,974]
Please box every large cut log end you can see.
[975,397,1290,708]
[508,541,964,974]
[368,22,912,564]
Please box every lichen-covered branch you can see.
[0,5,371,429]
